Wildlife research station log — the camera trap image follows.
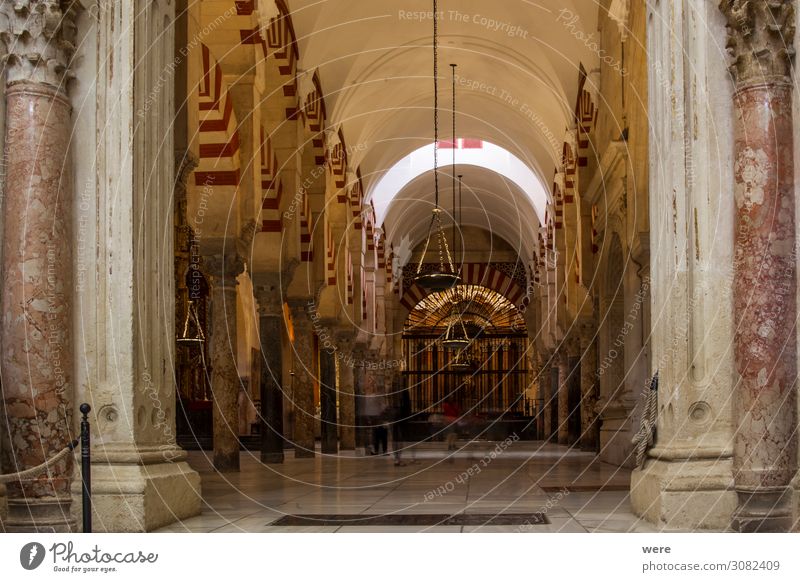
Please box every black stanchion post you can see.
[80,403,92,533]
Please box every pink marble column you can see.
[722,1,797,532]
[204,254,245,472]
[1,82,75,531]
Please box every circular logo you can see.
[20,542,46,570]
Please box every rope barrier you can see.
[631,371,659,469]
[0,439,79,483]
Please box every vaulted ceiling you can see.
[285,0,600,259]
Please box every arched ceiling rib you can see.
[283,0,599,184]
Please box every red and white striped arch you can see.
[400,263,527,312]
[259,125,283,232]
[299,192,313,262]
[195,43,241,190]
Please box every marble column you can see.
[579,325,599,452]
[557,349,570,445]
[319,347,338,454]
[205,253,245,472]
[0,1,77,532]
[288,299,316,458]
[335,331,356,450]
[255,284,285,463]
[721,0,798,533]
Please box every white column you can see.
[630,0,736,530]
[71,0,200,531]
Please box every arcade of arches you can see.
[0,0,799,533]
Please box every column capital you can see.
[286,296,315,330]
[578,321,597,346]
[175,150,199,186]
[203,252,245,284]
[254,285,283,315]
[0,0,79,91]
[720,0,796,88]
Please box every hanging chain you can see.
[451,63,457,267]
[433,0,439,210]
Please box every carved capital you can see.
[0,0,79,90]
[578,321,597,347]
[720,0,796,87]
[240,218,258,248]
[175,150,199,189]
[286,297,315,328]
[203,253,245,284]
[254,272,287,315]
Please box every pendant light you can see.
[177,300,205,344]
[442,65,469,352]
[413,0,459,292]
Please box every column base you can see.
[3,495,75,532]
[0,483,6,531]
[294,447,316,459]
[70,445,201,532]
[732,487,794,533]
[631,449,736,531]
[599,417,634,467]
[261,451,284,464]
[213,450,240,473]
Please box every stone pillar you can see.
[288,299,316,458]
[352,343,368,453]
[579,325,599,452]
[557,349,569,445]
[632,0,737,530]
[721,0,797,533]
[205,253,245,472]
[0,1,78,532]
[335,331,356,450]
[319,347,338,454]
[254,284,285,463]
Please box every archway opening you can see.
[401,284,535,442]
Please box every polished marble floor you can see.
[156,441,662,533]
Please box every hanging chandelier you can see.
[442,311,470,351]
[177,300,205,344]
[413,0,459,293]
[442,64,470,352]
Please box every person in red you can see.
[442,399,460,451]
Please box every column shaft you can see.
[206,256,244,472]
[557,351,569,445]
[289,301,316,458]
[320,349,338,454]
[1,83,74,531]
[259,313,284,463]
[336,335,356,450]
[579,329,599,452]
[719,0,798,532]
[731,84,797,531]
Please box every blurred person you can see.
[443,398,460,451]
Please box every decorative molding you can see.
[720,0,796,87]
[0,0,79,90]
